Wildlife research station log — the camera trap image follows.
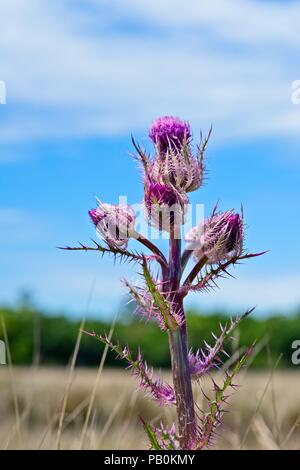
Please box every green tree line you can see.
[0,304,299,369]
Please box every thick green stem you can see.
[167,227,196,449]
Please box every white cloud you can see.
[0,0,300,144]
[0,208,25,224]
[113,0,300,46]
[0,207,53,243]
[2,261,299,315]
[189,272,300,314]
[0,252,129,317]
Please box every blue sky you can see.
[1,0,300,319]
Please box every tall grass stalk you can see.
[1,316,21,448]
[79,316,117,449]
[55,317,86,449]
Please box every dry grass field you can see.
[0,366,299,450]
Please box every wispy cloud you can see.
[0,207,53,243]
[115,0,300,46]
[190,272,300,314]
[0,0,300,143]
[2,257,299,315]
[0,253,128,317]
[0,208,25,224]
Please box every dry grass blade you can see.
[267,345,281,446]
[252,415,280,450]
[38,281,97,450]
[53,279,96,449]
[55,316,86,449]
[9,312,42,446]
[79,314,118,449]
[97,393,126,448]
[281,410,300,448]
[240,353,282,448]
[1,315,21,448]
[63,396,91,428]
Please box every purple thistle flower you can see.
[65,115,263,451]
[186,209,244,264]
[149,116,191,154]
[89,202,136,248]
[89,208,103,226]
[145,181,179,207]
[133,116,208,193]
[144,181,188,232]
[147,116,207,193]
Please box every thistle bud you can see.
[144,181,188,232]
[89,202,136,248]
[186,210,244,263]
[148,116,205,193]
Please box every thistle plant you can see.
[63,116,264,450]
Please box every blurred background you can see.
[0,0,300,450]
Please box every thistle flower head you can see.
[144,181,179,207]
[147,116,206,193]
[144,181,188,232]
[186,209,244,263]
[149,116,191,153]
[89,202,136,248]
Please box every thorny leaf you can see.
[59,239,145,264]
[142,258,180,331]
[197,343,255,449]
[189,307,255,380]
[140,417,162,450]
[83,330,176,407]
